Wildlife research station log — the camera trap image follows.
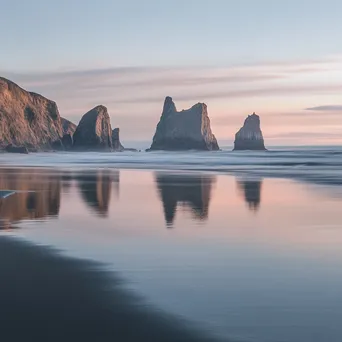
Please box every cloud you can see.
[2,56,342,143]
[266,131,342,139]
[306,105,342,111]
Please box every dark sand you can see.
[0,237,228,342]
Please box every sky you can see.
[1,0,342,146]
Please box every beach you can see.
[1,154,342,341]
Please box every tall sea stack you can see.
[72,106,113,151]
[234,113,266,151]
[149,97,219,151]
[0,77,63,150]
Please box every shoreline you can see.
[0,236,227,342]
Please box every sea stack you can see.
[234,113,266,151]
[148,97,219,151]
[112,128,124,152]
[61,118,77,150]
[0,77,63,150]
[72,106,113,151]
[61,118,77,136]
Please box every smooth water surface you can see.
[1,166,342,342]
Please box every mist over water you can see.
[1,146,342,186]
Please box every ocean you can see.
[1,147,342,341]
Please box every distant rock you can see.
[112,128,124,152]
[0,77,64,150]
[5,144,29,154]
[234,113,266,151]
[72,106,113,151]
[148,97,219,151]
[61,118,77,136]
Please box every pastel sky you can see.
[2,0,342,146]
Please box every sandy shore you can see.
[0,237,227,342]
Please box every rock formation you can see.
[112,128,124,152]
[149,97,219,151]
[61,118,77,136]
[0,77,64,150]
[72,106,113,151]
[60,118,77,150]
[5,144,29,154]
[234,113,266,151]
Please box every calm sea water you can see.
[1,148,342,341]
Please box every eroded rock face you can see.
[61,134,73,150]
[0,77,63,150]
[72,106,113,151]
[234,113,266,151]
[149,97,219,151]
[112,128,124,152]
[61,118,77,136]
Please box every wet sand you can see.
[0,237,226,342]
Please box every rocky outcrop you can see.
[61,118,77,136]
[5,144,29,154]
[234,113,266,151]
[60,118,77,150]
[149,97,219,151]
[0,77,63,150]
[112,128,124,152]
[72,106,113,151]
[61,134,73,150]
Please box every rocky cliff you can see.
[72,106,113,151]
[0,77,63,150]
[112,128,124,152]
[149,97,219,151]
[61,118,77,136]
[234,113,266,150]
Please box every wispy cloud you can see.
[306,105,342,111]
[1,56,342,143]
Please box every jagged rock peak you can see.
[149,97,219,151]
[233,112,266,151]
[163,96,177,114]
[112,128,125,152]
[0,77,63,150]
[72,105,113,151]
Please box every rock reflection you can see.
[236,178,263,211]
[76,170,119,217]
[0,169,61,229]
[155,173,215,227]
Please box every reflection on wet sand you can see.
[0,169,61,229]
[155,173,215,227]
[0,237,222,342]
[236,178,263,211]
[76,170,119,217]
